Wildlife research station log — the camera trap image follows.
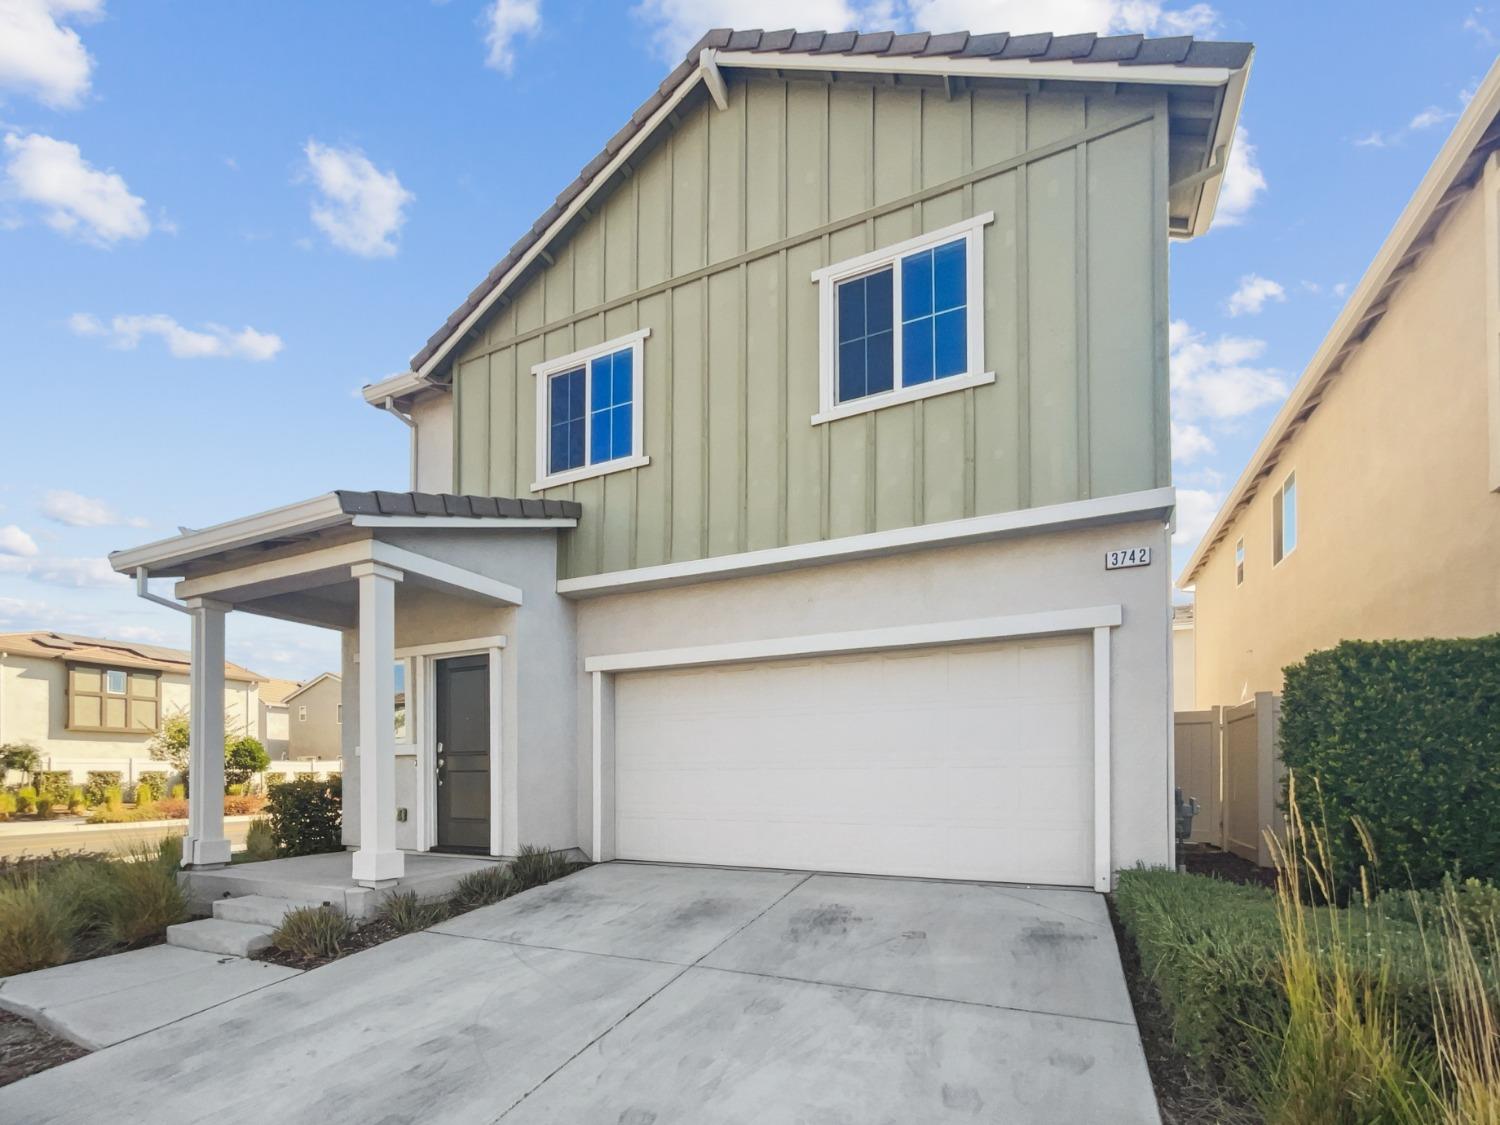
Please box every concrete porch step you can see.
[167,918,276,958]
[213,894,331,928]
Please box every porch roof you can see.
[109,489,580,578]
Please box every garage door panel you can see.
[614,637,1094,886]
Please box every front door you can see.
[434,654,490,853]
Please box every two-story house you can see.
[284,672,344,761]
[110,27,1252,889]
[1179,59,1500,708]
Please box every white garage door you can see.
[613,635,1094,886]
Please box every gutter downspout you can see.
[378,396,418,489]
[135,567,192,616]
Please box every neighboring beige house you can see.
[1179,61,1500,708]
[1171,603,1195,711]
[256,677,299,759]
[285,672,342,761]
[0,631,266,783]
[111,27,1252,885]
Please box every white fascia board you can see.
[559,487,1175,597]
[414,74,708,381]
[110,494,351,575]
[1187,51,1253,238]
[713,51,1232,88]
[361,371,440,406]
[585,605,1123,673]
[349,516,578,530]
[282,671,341,703]
[1178,57,1500,586]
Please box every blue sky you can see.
[0,0,1492,679]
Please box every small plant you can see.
[226,783,245,797]
[68,786,86,814]
[508,844,573,891]
[170,783,185,799]
[103,785,123,812]
[449,866,514,912]
[266,777,342,857]
[0,791,15,819]
[272,905,353,960]
[15,786,37,815]
[376,890,449,934]
[100,843,187,945]
[223,793,267,816]
[33,771,72,806]
[34,798,53,819]
[244,818,277,861]
[0,878,72,975]
[83,770,123,807]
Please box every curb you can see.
[0,814,260,838]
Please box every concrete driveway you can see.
[0,862,1158,1124]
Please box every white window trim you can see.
[811,212,995,425]
[1234,537,1245,587]
[1273,470,1297,567]
[531,328,650,491]
[105,669,127,695]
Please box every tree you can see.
[0,742,41,784]
[147,711,192,775]
[225,737,270,787]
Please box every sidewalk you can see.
[0,815,260,839]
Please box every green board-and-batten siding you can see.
[451,75,1170,580]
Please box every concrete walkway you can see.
[0,944,299,1049]
[0,863,1158,1123]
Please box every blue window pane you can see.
[550,367,580,423]
[612,402,631,458]
[591,354,614,409]
[934,309,966,377]
[549,368,586,473]
[590,410,611,463]
[837,277,865,342]
[902,250,933,319]
[838,338,866,401]
[903,319,934,385]
[613,348,632,406]
[866,329,894,394]
[933,240,965,312]
[865,269,893,334]
[568,418,584,469]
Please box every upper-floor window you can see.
[532,329,650,490]
[1234,538,1245,586]
[298,705,307,722]
[68,665,159,733]
[1273,471,1297,564]
[812,214,994,424]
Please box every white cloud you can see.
[1409,106,1457,131]
[484,0,541,73]
[635,0,870,59]
[2,131,149,244]
[1215,126,1265,226]
[0,0,102,109]
[0,524,39,557]
[1170,420,1214,464]
[907,0,1216,37]
[39,489,147,528]
[1225,273,1285,317]
[0,553,124,587]
[69,312,283,360]
[1464,7,1495,45]
[1170,318,1287,422]
[302,140,413,258]
[1354,130,1389,149]
[1173,487,1222,547]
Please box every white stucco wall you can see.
[410,392,454,493]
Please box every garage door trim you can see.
[587,605,1120,892]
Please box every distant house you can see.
[0,631,267,783]
[1171,604,1195,712]
[1179,61,1500,708]
[284,673,342,761]
[256,677,300,759]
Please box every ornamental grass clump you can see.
[449,866,514,912]
[0,878,72,976]
[376,890,449,934]
[508,844,573,892]
[272,905,354,960]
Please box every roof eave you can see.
[1178,56,1500,587]
[110,494,352,576]
[1182,46,1254,239]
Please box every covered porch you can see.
[108,490,580,888]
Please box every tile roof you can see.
[0,631,267,682]
[333,489,582,521]
[408,26,1252,376]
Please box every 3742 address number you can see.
[1105,547,1152,570]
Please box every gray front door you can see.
[434,654,490,853]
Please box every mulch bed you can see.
[1106,895,1261,1125]
[0,1010,88,1088]
[1181,845,1279,888]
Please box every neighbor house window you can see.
[298,705,307,722]
[1234,538,1245,586]
[1273,471,1298,564]
[812,214,993,424]
[531,329,650,490]
[68,665,159,733]
[336,704,342,725]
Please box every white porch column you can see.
[351,561,405,886]
[183,597,231,868]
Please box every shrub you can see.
[136,771,168,803]
[83,771,123,807]
[0,878,73,975]
[272,905,353,959]
[104,785,123,811]
[101,844,186,945]
[33,771,72,806]
[68,786,86,814]
[170,783,185,799]
[15,786,36,814]
[225,737,270,787]
[244,819,276,861]
[449,866,513,912]
[34,798,53,819]
[154,798,188,819]
[266,777,342,857]
[226,783,245,797]
[1280,636,1500,894]
[1380,875,1500,950]
[0,792,15,819]
[508,844,574,891]
[223,794,267,816]
[376,891,449,934]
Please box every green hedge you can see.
[1113,868,1483,1093]
[83,770,122,807]
[266,777,342,857]
[1280,636,1500,893]
[33,771,72,805]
